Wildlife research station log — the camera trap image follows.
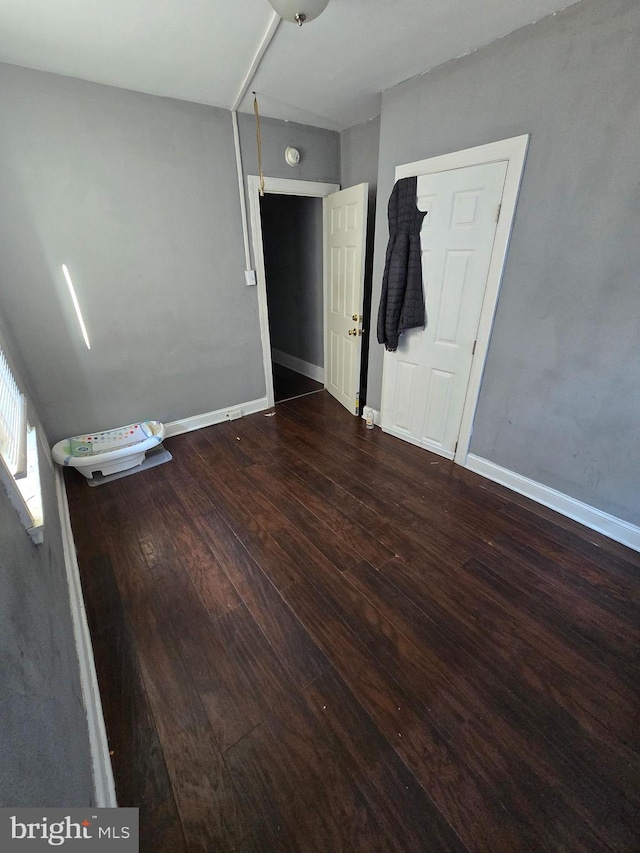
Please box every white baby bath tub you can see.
[52,420,166,479]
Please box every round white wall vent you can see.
[285,146,301,167]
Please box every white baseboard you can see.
[465,453,640,553]
[271,349,324,384]
[55,468,117,807]
[165,396,270,438]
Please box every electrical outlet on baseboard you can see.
[227,409,243,421]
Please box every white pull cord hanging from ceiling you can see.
[230,10,280,272]
[253,94,265,197]
[229,0,330,273]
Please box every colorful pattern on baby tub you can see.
[65,422,156,457]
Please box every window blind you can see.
[0,346,27,478]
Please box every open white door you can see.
[324,183,368,415]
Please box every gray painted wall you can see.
[341,117,381,405]
[0,63,259,442]
[237,112,340,278]
[0,64,339,443]
[368,0,640,525]
[0,319,93,806]
[238,113,340,186]
[261,195,324,368]
[340,116,380,201]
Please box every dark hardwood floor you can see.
[65,392,640,852]
[272,362,324,402]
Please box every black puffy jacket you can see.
[376,176,427,351]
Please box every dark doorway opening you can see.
[260,193,325,404]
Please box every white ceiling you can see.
[0,0,577,130]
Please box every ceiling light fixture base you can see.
[266,0,330,26]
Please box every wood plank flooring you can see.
[65,391,640,852]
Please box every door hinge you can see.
[472,340,477,356]
[495,203,502,223]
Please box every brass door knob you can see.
[348,328,357,336]
[352,314,363,322]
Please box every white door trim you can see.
[248,175,340,408]
[390,134,529,466]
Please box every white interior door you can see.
[381,160,508,458]
[324,183,368,414]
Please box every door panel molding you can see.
[383,134,529,465]
[248,175,339,409]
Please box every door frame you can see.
[385,134,529,466]
[248,175,340,409]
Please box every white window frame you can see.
[0,344,44,545]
